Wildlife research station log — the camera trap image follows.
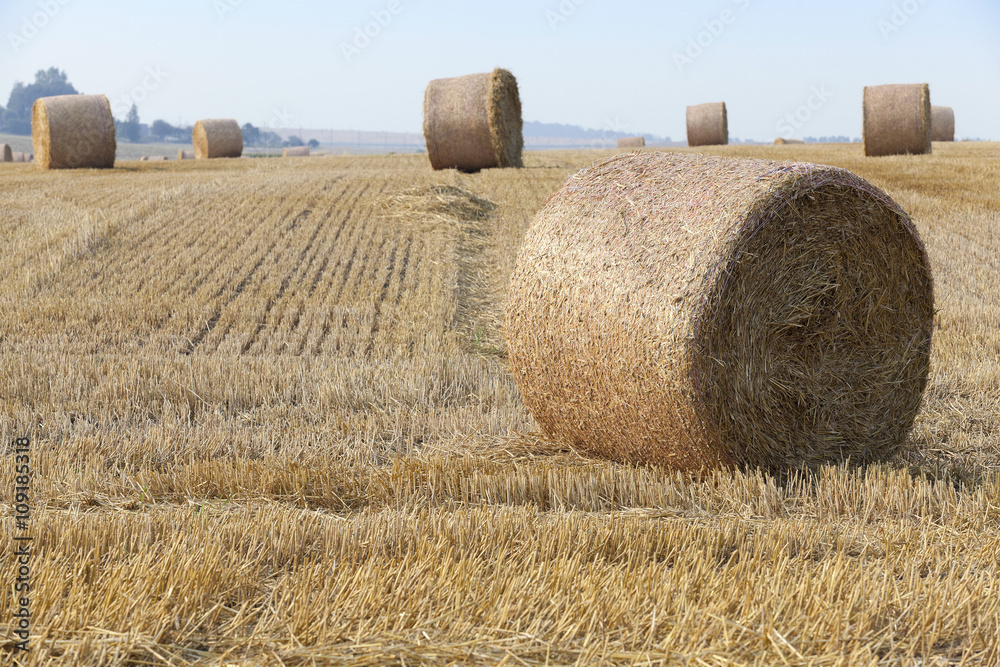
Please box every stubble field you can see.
[1,142,999,665]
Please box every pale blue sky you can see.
[2,0,998,140]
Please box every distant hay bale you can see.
[423,67,523,172]
[774,138,804,145]
[282,146,310,157]
[505,152,933,474]
[617,137,645,149]
[931,106,955,142]
[11,152,25,162]
[27,154,33,162]
[32,94,117,169]
[192,119,243,159]
[178,149,194,160]
[2,144,12,162]
[141,156,168,161]
[686,102,728,146]
[863,84,931,157]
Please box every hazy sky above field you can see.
[2,0,998,140]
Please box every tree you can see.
[241,123,260,146]
[123,104,140,143]
[307,139,319,149]
[1,67,78,135]
[286,135,304,147]
[151,119,175,141]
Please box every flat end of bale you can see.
[487,67,523,169]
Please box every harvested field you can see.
[1,143,1000,664]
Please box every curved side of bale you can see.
[686,102,728,146]
[32,94,116,169]
[423,67,522,171]
[12,152,25,162]
[178,149,194,160]
[193,119,243,159]
[931,105,955,142]
[282,146,310,157]
[2,144,12,162]
[505,152,933,473]
[863,84,931,156]
[617,137,645,148]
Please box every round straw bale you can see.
[774,138,804,145]
[505,152,933,473]
[931,105,955,142]
[686,102,728,146]
[32,94,116,169]
[192,119,243,159]
[863,84,930,157]
[12,152,25,162]
[178,149,194,160]
[617,137,645,149]
[282,146,310,157]
[2,144,12,162]
[422,68,523,172]
[141,155,168,161]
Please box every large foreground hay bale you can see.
[32,94,116,169]
[686,102,727,146]
[193,119,243,159]
[2,144,11,162]
[282,146,309,157]
[863,84,930,156]
[423,67,523,172]
[931,105,955,142]
[506,152,933,473]
[178,149,194,160]
[617,137,645,149]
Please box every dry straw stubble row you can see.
[423,68,523,172]
[863,83,931,157]
[686,102,728,146]
[506,152,933,474]
[193,118,244,159]
[32,94,117,170]
[931,105,955,142]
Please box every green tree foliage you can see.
[123,104,140,143]
[2,67,78,135]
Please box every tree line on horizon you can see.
[2,68,317,149]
